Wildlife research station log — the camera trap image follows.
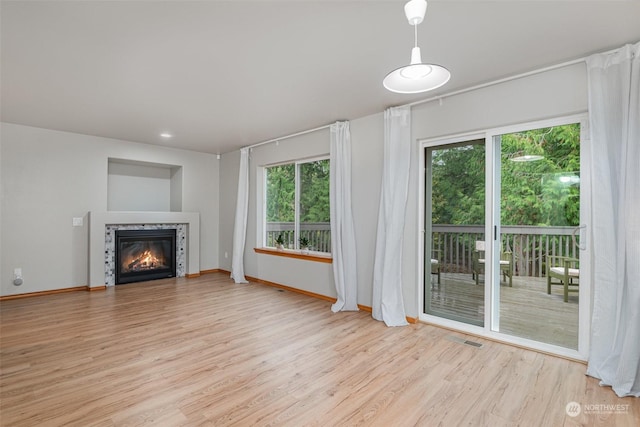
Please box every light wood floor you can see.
[1,273,637,426]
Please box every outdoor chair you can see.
[546,256,579,302]
[472,240,513,287]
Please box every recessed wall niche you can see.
[107,158,183,212]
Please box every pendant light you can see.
[383,0,451,94]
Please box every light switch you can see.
[72,217,83,226]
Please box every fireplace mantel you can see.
[89,211,200,288]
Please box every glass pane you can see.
[266,164,295,248]
[497,124,580,349]
[299,159,331,253]
[426,140,485,327]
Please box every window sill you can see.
[254,247,332,263]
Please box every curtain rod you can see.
[403,58,583,109]
[242,44,631,151]
[244,123,332,150]
[404,44,629,109]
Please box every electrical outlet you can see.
[13,268,23,286]
[225,252,228,258]
[72,217,83,226]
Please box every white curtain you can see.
[585,42,640,397]
[330,121,359,312]
[372,106,411,327]
[230,147,249,284]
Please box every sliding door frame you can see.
[417,114,591,361]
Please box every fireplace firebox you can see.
[115,229,176,285]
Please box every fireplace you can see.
[115,229,176,285]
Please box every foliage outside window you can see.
[431,124,580,227]
[431,142,486,226]
[265,158,331,253]
[500,124,580,227]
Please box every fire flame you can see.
[124,249,164,272]
[139,250,159,267]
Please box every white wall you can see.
[242,130,336,297]
[0,123,219,296]
[218,62,589,318]
[218,149,240,272]
[107,161,173,212]
[170,167,183,212]
[350,113,384,307]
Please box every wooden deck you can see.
[428,273,578,349]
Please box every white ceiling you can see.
[2,1,639,154]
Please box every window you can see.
[265,158,331,253]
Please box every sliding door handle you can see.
[572,224,587,251]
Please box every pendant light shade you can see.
[384,0,451,94]
[383,47,450,94]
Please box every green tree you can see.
[431,142,486,225]
[300,159,330,222]
[431,124,580,227]
[500,124,580,226]
[266,164,295,222]
[266,159,330,223]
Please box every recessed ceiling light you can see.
[160,133,172,138]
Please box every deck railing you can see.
[266,222,331,253]
[266,222,578,276]
[432,224,579,277]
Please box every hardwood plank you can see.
[1,273,637,426]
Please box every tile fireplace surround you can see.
[88,212,200,288]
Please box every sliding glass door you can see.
[424,138,486,327]
[423,117,588,355]
[493,123,581,350]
